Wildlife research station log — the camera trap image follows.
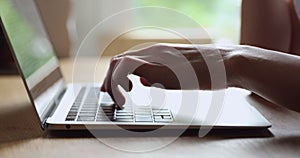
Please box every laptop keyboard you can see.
[65,87,174,123]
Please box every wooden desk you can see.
[1,57,300,158]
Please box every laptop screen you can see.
[0,0,65,122]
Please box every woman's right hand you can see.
[101,43,239,108]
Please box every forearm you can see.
[227,45,300,112]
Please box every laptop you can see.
[0,0,271,132]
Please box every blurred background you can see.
[37,0,242,57]
[0,0,242,74]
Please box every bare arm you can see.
[229,45,300,112]
[101,44,300,112]
[240,0,292,52]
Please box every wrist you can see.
[220,45,250,89]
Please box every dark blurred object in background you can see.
[0,25,18,75]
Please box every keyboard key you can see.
[79,111,96,114]
[67,112,78,116]
[84,100,98,104]
[99,109,114,113]
[117,109,132,113]
[82,103,98,107]
[74,88,86,102]
[97,116,114,120]
[96,116,114,121]
[115,118,134,122]
[100,103,115,109]
[70,107,79,110]
[116,115,134,119]
[152,109,169,112]
[82,108,97,112]
[96,118,112,122]
[68,109,78,113]
[153,115,172,119]
[135,111,152,115]
[101,93,114,103]
[153,112,171,116]
[97,112,114,116]
[78,113,96,117]
[77,116,95,121]
[122,105,132,109]
[82,107,98,110]
[153,115,173,123]
[65,116,76,121]
[116,112,133,116]
[154,115,162,119]
[135,116,153,122]
[154,118,173,122]
[72,103,81,107]
[162,115,172,119]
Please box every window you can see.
[131,0,242,44]
[71,0,242,56]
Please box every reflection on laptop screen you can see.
[0,0,64,120]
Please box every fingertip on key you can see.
[101,85,106,92]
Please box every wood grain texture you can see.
[0,57,300,158]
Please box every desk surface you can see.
[1,57,300,158]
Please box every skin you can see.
[241,0,300,54]
[101,0,300,112]
[101,44,300,112]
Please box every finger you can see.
[108,56,152,107]
[104,55,181,107]
[101,78,107,92]
[140,77,151,87]
[112,75,133,92]
[102,57,121,104]
[111,56,147,91]
[109,80,126,108]
[105,56,144,107]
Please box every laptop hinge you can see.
[40,85,67,128]
[42,119,48,129]
[50,87,66,117]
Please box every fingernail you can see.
[116,104,123,110]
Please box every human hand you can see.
[101,43,237,107]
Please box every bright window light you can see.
[131,0,242,44]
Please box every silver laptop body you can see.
[0,0,271,131]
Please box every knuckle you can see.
[111,56,119,62]
[110,56,121,66]
[152,43,169,50]
[119,56,135,64]
[123,50,135,55]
